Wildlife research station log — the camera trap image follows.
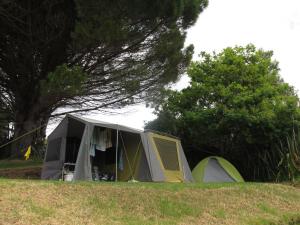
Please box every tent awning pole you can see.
[115,127,119,182]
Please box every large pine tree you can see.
[0,0,208,157]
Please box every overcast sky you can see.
[48,0,300,134]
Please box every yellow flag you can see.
[24,145,31,160]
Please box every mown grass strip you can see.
[0,160,42,170]
[0,179,299,225]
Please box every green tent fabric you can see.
[192,156,244,183]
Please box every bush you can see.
[276,130,300,182]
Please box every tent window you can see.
[153,137,179,171]
[46,138,62,162]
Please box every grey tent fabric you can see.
[140,132,166,182]
[68,114,141,134]
[41,117,68,179]
[59,138,67,163]
[41,160,63,179]
[134,146,152,181]
[178,142,194,182]
[203,158,235,182]
[45,137,62,162]
[42,114,193,182]
[73,124,94,180]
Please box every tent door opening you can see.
[90,127,116,181]
[63,118,85,176]
[90,129,145,182]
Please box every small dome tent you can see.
[192,156,244,183]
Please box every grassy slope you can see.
[0,180,299,225]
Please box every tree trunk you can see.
[10,109,50,159]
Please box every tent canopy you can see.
[42,114,193,183]
[192,156,244,183]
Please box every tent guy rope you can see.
[0,123,47,150]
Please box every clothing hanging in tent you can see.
[95,128,106,151]
[90,128,113,156]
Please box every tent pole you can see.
[115,127,119,182]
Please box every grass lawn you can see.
[0,160,42,179]
[0,160,42,170]
[0,179,299,225]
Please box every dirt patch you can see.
[0,166,42,179]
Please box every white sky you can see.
[47,0,300,134]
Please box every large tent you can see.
[192,156,244,183]
[41,114,193,182]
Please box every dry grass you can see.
[0,167,41,179]
[0,180,299,225]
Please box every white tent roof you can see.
[67,114,143,134]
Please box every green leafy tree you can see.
[146,45,300,181]
[0,0,208,157]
